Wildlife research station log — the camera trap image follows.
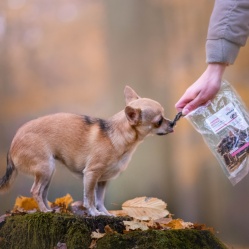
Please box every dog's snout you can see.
[165,118,174,129]
[167,125,174,133]
[169,121,174,128]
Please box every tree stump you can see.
[0,212,227,249]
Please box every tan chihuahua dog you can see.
[0,86,174,216]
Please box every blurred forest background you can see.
[1,0,249,248]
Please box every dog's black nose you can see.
[169,121,174,128]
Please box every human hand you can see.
[175,63,227,115]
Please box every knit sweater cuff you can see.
[206,39,240,65]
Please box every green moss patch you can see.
[97,229,227,249]
[0,213,227,249]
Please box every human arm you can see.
[175,0,249,115]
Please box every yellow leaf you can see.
[166,219,193,229]
[53,194,73,208]
[14,196,39,211]
[122,197,169,220]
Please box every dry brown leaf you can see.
[90,230,106,249]
[89,239,97,249]
[122,197,169,220]
[181,221,194,229]
[70,201,88,216]
[193,223,214,233]
[108,210,128,217]
[104,225,115,234]
[145,219,156,228]
[91,231,106,239]
[154,217,173,225]
[123,220,149,231]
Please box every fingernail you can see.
[182,108,189,116]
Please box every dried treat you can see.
[217,129,249,173]
[186,80,249,185]
[170,112,183,128]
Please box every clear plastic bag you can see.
[186,80,249,185]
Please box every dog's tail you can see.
[0,152,17,193]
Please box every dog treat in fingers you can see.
[170,112,183,128]
[186,80,249,185]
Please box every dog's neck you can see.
[108,110,143,153]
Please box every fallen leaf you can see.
[104,225,115,234]
[145,219,156,228]
[53,194,73,208]
[14,196,39,211]
[108,210,128,217]
[13,194,73,212]
[181,221,194,229]
[89,230,106,249]
[89,240,97,249]
[122,197,169,220]
[123,220,149,231]
[193,223,214,233]
[70,201,88,216]
[154,217,173,225]
[165,219,193,229]
[90,231,106,240]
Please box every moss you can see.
[0,213,227,249]
[64,217,91,249]
[0,213,129,249]
[0,213,89,249]
[96,230,228,249]
[81,215,130,233]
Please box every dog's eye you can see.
[155,117,163,127]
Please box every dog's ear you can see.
[124,86,140,105]
[125,106,141,126]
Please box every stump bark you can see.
[0,212,227,249]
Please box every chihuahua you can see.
[0,86,173,216]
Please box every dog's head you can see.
[124,86,174,137]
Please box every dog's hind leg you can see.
[31,163,54,212]
[42,168,55,210]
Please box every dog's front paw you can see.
[88,207,106,216]
[91,210,106,216]
[101,210,115,216]
[97,205,115,216]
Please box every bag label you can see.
[206,103,248,134]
